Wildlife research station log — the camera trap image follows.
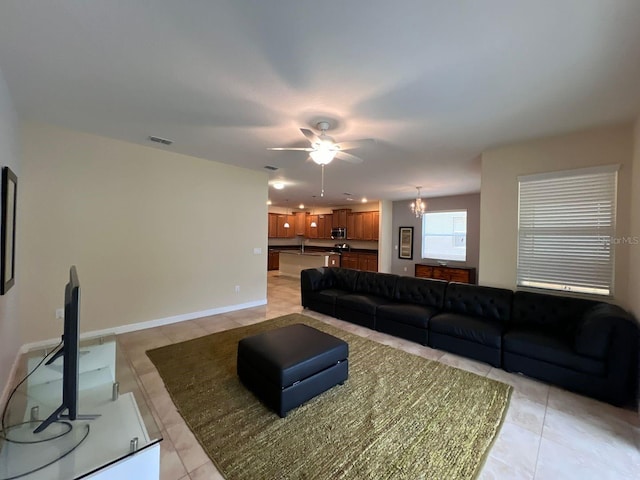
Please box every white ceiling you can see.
[1,1,640,207]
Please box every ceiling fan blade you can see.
[267,147,314,151]
[335,139,375,150]
[335,151,364,164]
[300,128,320,144]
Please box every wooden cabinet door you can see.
[323,214,333,239]
[276,215,288,238]
[333,209,349,227]
[362,212,374,240]
[267,251,280,270]
[353,213,364,239]
[306,215,319,238]
[316,215,325,238]
[268,213,278,238]
[356,253,375,271]
[346,214,355,239]
[366,255,378,272]
[285,215,297,238]
[372,211,379,240]
[295,212,306,236]
[415,264,434,278]
[341,253,358,269]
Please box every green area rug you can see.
[146,314,511,479]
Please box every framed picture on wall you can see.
[1,166,17,295]
[399,226,413,260]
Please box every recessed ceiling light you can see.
[266,200,272,205]
[273,182,285,190]
[299,204,305,209]
[362,197,367,203]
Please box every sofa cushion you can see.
[429,313,503,348]
[573,303,629,359]
[503,329,605,376]
[377,304,440,329]
[443,283,513,323]
[354,271,398,299]
[393,276,447,308]
[308,288,351,305]
[336,294,393,315]
[511,291,596,337]
[329,267,359,292]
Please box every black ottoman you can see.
[237,323,349,417]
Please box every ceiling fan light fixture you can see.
[309,149,336,165]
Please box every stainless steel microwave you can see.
[331,227,346,239]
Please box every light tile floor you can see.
[117,272,640,480]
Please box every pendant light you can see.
[283,199,290,228]
[410,186,427,218]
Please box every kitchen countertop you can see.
[278,251,332,257]
[269,246,378,254]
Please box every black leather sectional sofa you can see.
[300,267,639,406]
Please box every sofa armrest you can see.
[574,303,632,358]
[300,267,334,292]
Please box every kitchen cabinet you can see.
[322,214,333,239]
[332,209,350,228]
[268,213,278,238]
[340,252,359,269]
[306,215,319,238]
[295,212,307,236]
[357,252,378,271]
[349,213,364,240]
[415,264,476,284]
[344,211,379,240]
[267,250,280,271]
[341,252,378,272]
[275,214,296,238]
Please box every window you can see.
[421,210,467,261]
[517,165,617,296]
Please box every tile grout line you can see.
[531,386,551,479]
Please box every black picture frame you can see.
[1,166,17,295]
[399,226,414,260]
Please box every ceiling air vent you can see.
[148,135,173,146]
[264,165,279,171]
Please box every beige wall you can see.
[19,123,268,344]
[630,117,640,318]
[479,123,634,307]
[0,65,21,400]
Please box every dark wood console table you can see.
[415,264,477,284]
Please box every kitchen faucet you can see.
[300,236,305,253]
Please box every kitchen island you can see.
[278,251,340,278]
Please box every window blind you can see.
[517,166,618,296]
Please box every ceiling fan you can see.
[268,121,371,196]
[268,121,369,166]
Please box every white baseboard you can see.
[19,298,268,354]
[0,351,22,412]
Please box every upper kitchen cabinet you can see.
[268,213,278,238]
[294,212,307,236]
[332,209,350,228]
[346,211,379,241]
[306,214,319,238]
[274,214,297,238]
[321,214,333,239]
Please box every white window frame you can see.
[421,210,468,262]
[517,165,618,297]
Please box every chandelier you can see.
[410,186,427,218]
